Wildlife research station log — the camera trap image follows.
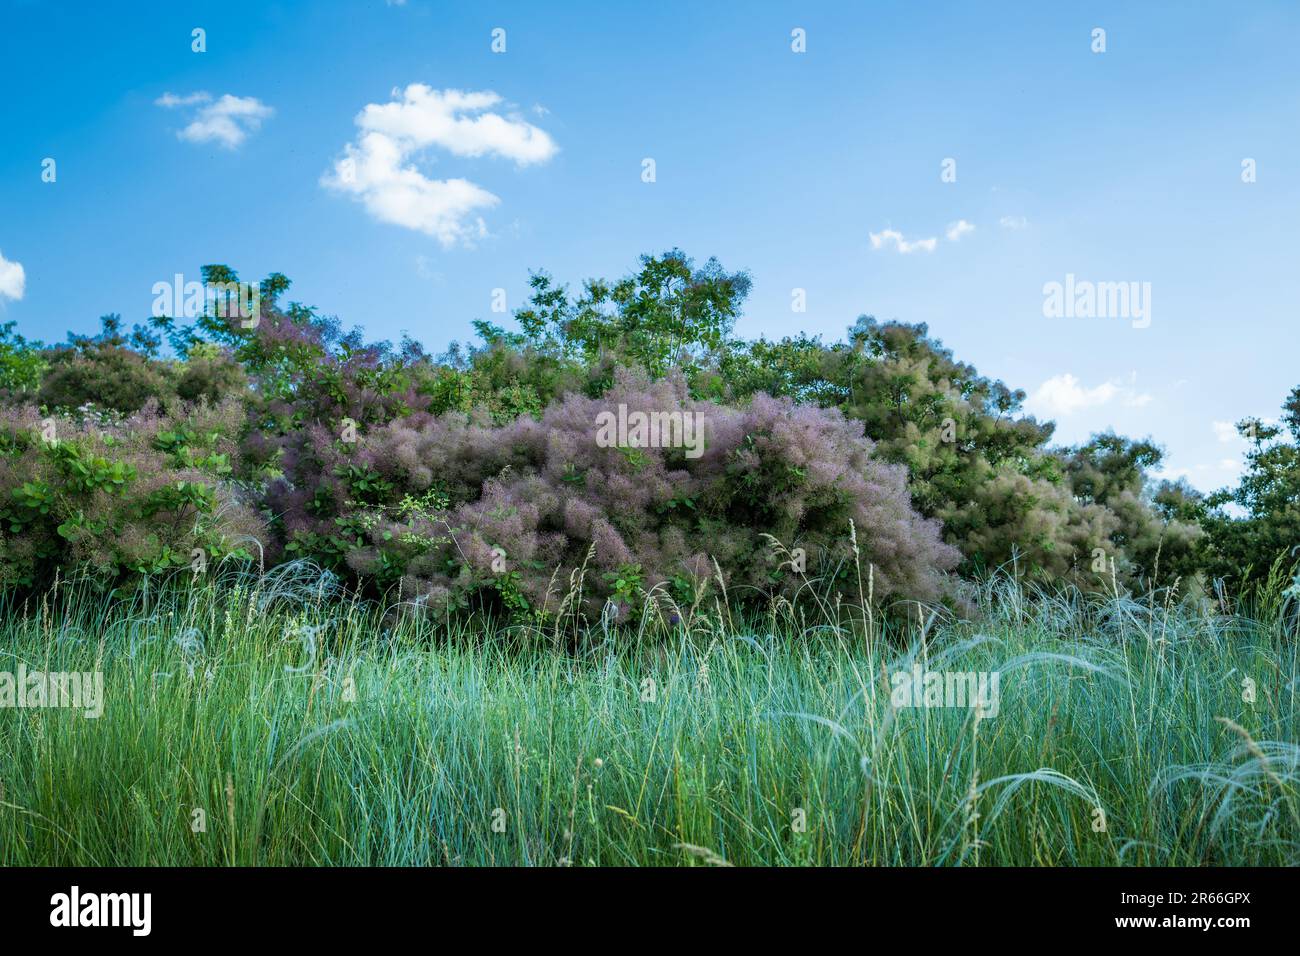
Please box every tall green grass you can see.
[0,568,1295,865]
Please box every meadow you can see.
[1,566,1295,867]
[3,253,1299,868]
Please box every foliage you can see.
[30,314,246,416]
[0,320,47,397]
[1202,387,1300,589]
[722,318,1199,589]
[0,252,1283,603]
[0,399,263,589]
[37,332,172,416]
[448,250,753,409]
[1058,433,1203,587]
[274,369,958,619]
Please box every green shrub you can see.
[37,322,174,415]
[0,253,1249,600]
[0,399,264,589]
[1202,386,1300,590]
[0,320,47,398]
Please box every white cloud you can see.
[1154,458,1244,490]
[322,85,558,247]
[157,92,273,148]
[999,215,1028,229]
[1212,420,1242,443]
[0,251,25,302]
[353,86,556,165]
[155,92,211,109]
[869,228,937,255]
[945,219,975,242]
[1025,373,1151,417]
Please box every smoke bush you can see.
[279,370,958,620]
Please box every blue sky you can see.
[2,0,1297,492]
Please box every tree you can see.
[0,321,47,397]
[1202,387,1300,588]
